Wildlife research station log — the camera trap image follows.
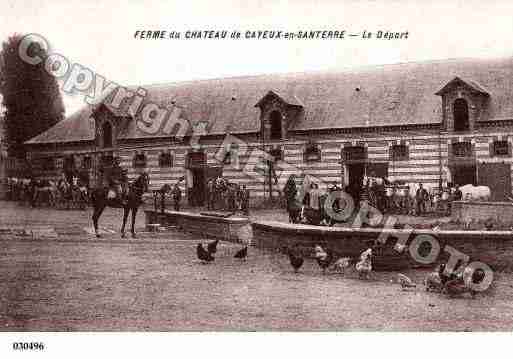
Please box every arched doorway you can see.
[102,121,113,148]
[269,111,282,140]
[453,98,469,132]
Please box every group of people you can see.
[283,173,466,226]
[362,177,464,216]
[205,177,250,215]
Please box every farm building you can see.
[23,57,513,204]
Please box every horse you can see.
[33,179,59,207]
[90,172,149,238]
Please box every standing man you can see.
[415,183,428,216]
[241,184,250,216]
[171,183,182,212]
[309,183,321,216]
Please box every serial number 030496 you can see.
[12,342,45,350]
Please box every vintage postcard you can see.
[0,0,512,356]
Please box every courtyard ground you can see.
[0,200,449,236]
[0,200,510,331]
[0,234,512,331]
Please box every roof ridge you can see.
[124,56,513,89]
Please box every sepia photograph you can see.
[1,0,513,356]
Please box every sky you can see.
[2,0,513,115]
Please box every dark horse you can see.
[90,172,149,238]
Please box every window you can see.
[453,98,469,132]
[269,111,283,140]
[269,148,284,162]
[390,144,409,161]
[102,121,113,148]
[343,146,366,161]
[452,142,472,157]
[101,154,114,168]
[133,152,147,168]
[159,151,173,167]
[41,157,55,171]
[186,150,206,168]
[222,144,239,165]
[63,155,75,172]
[223,151,232,165]
[304,143,321,162]
[82,156,92,169]
[492,140,509,156]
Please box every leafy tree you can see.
[0,34,64,158]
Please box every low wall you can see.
[145,210,251,243]
[252,221,513,271]
[452,200,513,224]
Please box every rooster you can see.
[356,247,372,280]
[207,239,219,254]
[397,273,416,290]
[197,243,215,263]
[287,247,304,273]
[314,245,334,275]
[234,246,248,260]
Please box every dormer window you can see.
[102,121,113,148]
[255,90,303,142]
[453,98,469,132]
[435,76,490,133]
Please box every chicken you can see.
[439,263,458,285]
[314,245,334,274]
[443,277,474,297]
[207,239,219,254]
[424,267,444,292]
[197,243,215,263]
[331,257,353,275]
[356,248,372,280]
[287,247,304,273]
[397,273,416,290]
[442,266,480,298]
[234,246,248,260]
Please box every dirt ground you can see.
[1,234,513,331]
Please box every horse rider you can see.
[171,183,182,211]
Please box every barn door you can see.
[477,163,511,201]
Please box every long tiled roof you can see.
[25,106,95,144]
[26,57,513,144]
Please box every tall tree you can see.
[0,34,64,158]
